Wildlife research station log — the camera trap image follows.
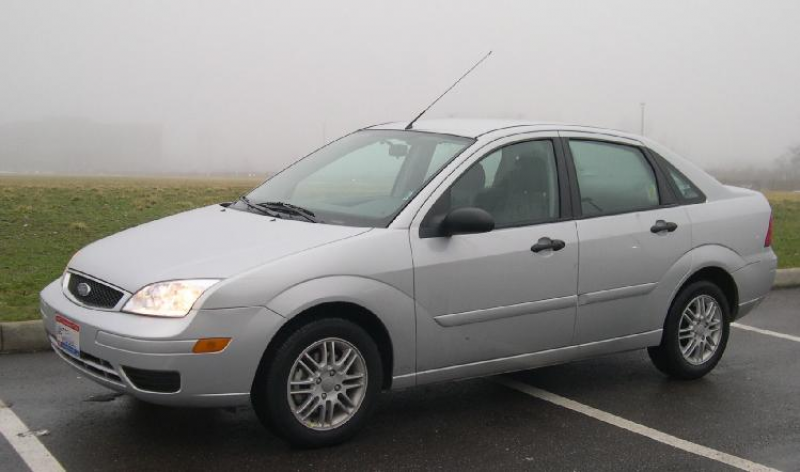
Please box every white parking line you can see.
[0,399,65,472]
[496,378,780,472]
[732,323,800,343]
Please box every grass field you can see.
[1,176,798,322]
[764,191,800,269]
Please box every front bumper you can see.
[40,279,284,407]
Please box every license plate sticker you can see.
[55,314,80,356]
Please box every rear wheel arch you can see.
[675,266,739,319]
[258,301,395,390]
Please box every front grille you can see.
[123,367,181,393]
[50,336,124,386]
[67,273,123,309]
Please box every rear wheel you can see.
[648,281,730,380]
[252,318,382,447]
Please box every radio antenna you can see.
[405,50,493,130]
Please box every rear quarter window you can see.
[650,151,706,204]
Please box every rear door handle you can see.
[531,237,566,253]
[650,220,678,234]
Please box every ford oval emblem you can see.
[76,282,92,297]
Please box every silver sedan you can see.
[41,119,777,447]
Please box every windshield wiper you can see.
[256,201,320,223]
[237,196,281,218]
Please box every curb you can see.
[0,320,50,354]
[2,269,800,354]
[774,268,800,289]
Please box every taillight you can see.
[765,213,773,247]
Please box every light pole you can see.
[640,102,646,136]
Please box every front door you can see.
[410,137,579,374]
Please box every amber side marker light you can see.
[193,338,231,353]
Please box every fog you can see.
[2,0,799,175]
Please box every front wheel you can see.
[252,318,383,447]
[648,281,730,380]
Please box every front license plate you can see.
[55,314,80,356]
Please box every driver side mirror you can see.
[439,207,495,237]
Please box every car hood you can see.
[68,205,371,292]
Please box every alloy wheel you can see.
[678,295,723,365]
[286,337,368,431]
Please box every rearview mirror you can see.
[388,143,409,157]
[440,207,495,237]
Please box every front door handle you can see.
[531,237,566,253]
[650,220,678,234]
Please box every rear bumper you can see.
[732,250,778,320]
[40,279,284,407]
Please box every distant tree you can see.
[775,145,800,180]
[764,145,800,190]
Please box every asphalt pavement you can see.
[1,289,798,471]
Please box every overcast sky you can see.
[2,0,799,172]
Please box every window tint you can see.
[656,155,704,203]
[668,168,701,200]
[569,140,660,216]
[479,150,502,187]
[426,140,559,229]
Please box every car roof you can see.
[366,118,641,140]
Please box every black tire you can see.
[251,318,383,448]
[648,280,731,380]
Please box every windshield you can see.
[239,130,474,227]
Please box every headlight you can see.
[122,279,220,317]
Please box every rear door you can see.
[561,132,692,344]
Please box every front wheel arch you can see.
[255,301,394,391]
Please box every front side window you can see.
[425,140,560,230]
[241,130,473,227]
[569,140,660,217]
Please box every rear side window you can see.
[569,140,660,217]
